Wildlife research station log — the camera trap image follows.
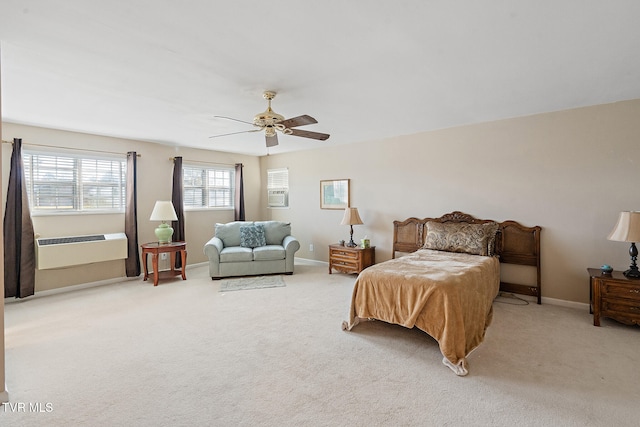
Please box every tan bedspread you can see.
[342,249,500,376]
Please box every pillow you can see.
[240,224,266,248]
[254,221,291,246]
[214,221,248,247]
[423,221,499,256]
[215,221,245,248]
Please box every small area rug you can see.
[219,275,286,292]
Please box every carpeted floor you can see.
[3,260,640,426]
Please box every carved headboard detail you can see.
[392,211,542,304]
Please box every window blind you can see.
[183,165,235,209]
[24,151,126,213]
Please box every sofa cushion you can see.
[215,221,252,247]
[253,245,286,261]
[255,221,291,245]
[220,246,253,262]
[240,224,266,248]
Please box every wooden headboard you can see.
[392,211,542,304]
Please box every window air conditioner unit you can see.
[268,189,288,207]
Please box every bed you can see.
[342,211,541,376]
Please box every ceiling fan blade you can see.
[289,129,330,141]
[213,115,256,126]
[279,115,318,128]
[266,133,279,147]
[209,129,262,139]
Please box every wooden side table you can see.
[141,241,187,286]
[329,244,375,274]
[588,268,640,326]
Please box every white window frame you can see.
[267,168,289,208]
[23,150,126,215]
[182,164,235,210]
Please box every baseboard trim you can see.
[5,276,138,302]
[542,296,589,311]
[295,257,327,266]
[4,262,208,303]
[498,291,589,311]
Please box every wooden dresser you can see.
[588,268,640,326]
[329,244,375,274]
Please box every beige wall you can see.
[2,99,639,303]
[262,99,640,304]
[1,123,262,291]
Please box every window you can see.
[267,168,289,208]
[23,151,126,214]
[183,165,235,209]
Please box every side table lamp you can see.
[608,211,640,279]
[150,201,178,244]
[341,207,363,248]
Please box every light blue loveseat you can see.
[203,221,300,279]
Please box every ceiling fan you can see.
[209,91,330,148]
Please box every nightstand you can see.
[329,244,375,274]
[588,268,640,326]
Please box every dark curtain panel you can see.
[234,163,245,221]
[125,151,140,277]
[3,138,36,298]
[171,156,185,268]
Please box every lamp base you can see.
[624,242,640,279]
[346,225,357,247]
[155,222,174,244]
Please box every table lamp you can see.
[341,207,363,247]
[150,201,178,244]
[608,211,640,278]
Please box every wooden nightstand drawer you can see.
[332,259,358,268]
[331,261,359,274]
[329,244,375,275]
[602,298,640,315]
[329,248,359,260]
[601,282,640,302]
[588,268,640,327]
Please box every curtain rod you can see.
[1,139,141,157]
[169,157,236,167]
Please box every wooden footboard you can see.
[393,211,542,304]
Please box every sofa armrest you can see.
[283,235,300,273]
[283,235,300,254]
[204,236,224,277]
[204,236,224,257]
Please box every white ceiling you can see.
[1,1,639,156]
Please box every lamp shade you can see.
[607,211,640,242]
[341,207,363,226]
[150,201,178,222]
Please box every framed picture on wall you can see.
[320,179,350,209]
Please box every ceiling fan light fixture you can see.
[210,90,330,148]
[253,110,285,127]
[253,91,285,128]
